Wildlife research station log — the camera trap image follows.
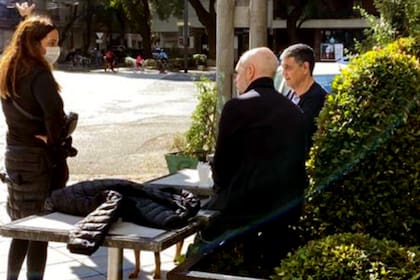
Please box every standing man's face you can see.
[281,56,309,91]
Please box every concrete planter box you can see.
[167,249,267,280]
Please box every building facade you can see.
[1,0,378,62]
[152,0,378,61]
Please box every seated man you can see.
[190,47,307,271]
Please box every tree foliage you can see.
[101,0,183,57]
[152,0,183,20]
[356,0,420,52]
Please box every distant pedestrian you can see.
[104,49,116,72]
[135,54,144,72]
[158,49,168,74]
[90,48,102,66]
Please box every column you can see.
[249,0,268,48]
[216,0,235,111]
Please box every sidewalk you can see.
[0,184,193,280]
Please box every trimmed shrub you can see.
[386,37,420,58]
[301,39,420,245]
[169,78,217,161]
[183,78,217,159]
[142,58,157,68]
[273,233,420,279]
[167,58,184,72]
[192,53,208,66]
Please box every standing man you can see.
[192,47,307,272]
[281,43,327,155]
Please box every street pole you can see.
[183,0,189,73]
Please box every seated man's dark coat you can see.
[203,77,307,239]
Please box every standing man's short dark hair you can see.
[281,43,316,75]
[281,43,327,156]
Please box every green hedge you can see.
[273,233,420,279]
[183,78,217,159]
[301,38,420,245]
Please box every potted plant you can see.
[192,54,208,70]
[165,77,217,173]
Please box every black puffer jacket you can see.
[46,178,201,255]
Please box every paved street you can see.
[0,67,214,279]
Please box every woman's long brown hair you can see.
[0,15,60,99]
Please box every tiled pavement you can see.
[0,184,194,280]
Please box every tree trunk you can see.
[114,8,126,46]
[286,5,304,44]
[188,0,216,59]
[139,25,152,58]
[139,0,152,58]
[59,5,79,47]
[83,2,95,52]
[206,17,216,59]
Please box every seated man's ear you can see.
[246,64,255,81]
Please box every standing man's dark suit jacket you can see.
[203,77,307,240]
[297,82,327,155]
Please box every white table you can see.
[144,168,214,196]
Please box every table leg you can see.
[154,251,161,279]
[108,247,123,280]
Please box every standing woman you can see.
[0,15,76,280]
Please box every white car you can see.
[274,62,347,95]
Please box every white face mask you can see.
[44,46,60,64]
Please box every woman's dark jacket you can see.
[2,68,67,147]
[1,67,72,220]
[46,178,201,255]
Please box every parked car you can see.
[274,62,347,95]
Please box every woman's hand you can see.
[16,2,36,18]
